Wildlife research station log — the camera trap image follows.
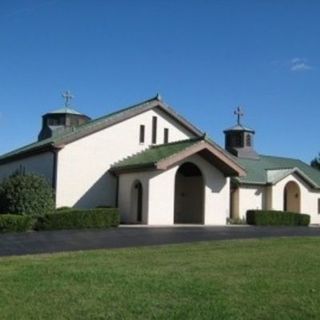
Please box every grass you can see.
[0,237,320,319]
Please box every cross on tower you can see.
[61,90,74,108]
[234,106,244,125]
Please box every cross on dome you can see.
[234,106,244,125]
[61,90,74,108]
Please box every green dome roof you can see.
[224,124,255,133]
[47,107,83,115]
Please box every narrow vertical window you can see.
[246,134,251,147]
[318,199,320,214]
[139,125,145,144]
[164,128,169,144]
[152,116,157,144]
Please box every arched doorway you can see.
[131,181,143,223]
[174,162,204,224]
[283,181,300,213]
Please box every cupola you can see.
[224,107,259,159]
[38,91,91,141]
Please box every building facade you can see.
[0,95,320,224]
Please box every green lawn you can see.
[1,237,320,320]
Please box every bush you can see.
[246,210,310,226]
[35,208,120,231]
[227,217,247,225]
[0,173,55,216]
[0,214,34,232]
[55,206,74,212]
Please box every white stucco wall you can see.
[55,107,195,208]
[237,185,265,219]
[118,154,230,225]
[0,152,54,185]
[148,154,230,225]
[118,171,153,223]
[271,174,320,224]
[236,173,320,224]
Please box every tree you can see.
[0,172,55,215]
[311,153,320,171]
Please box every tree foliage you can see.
[311,153,320,170]
[0,172,55,216]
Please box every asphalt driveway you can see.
[0,225,319,257]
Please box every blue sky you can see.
[0,0,319,162]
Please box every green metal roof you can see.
[111,138,201,171]
[233,155,320,189]
[48,107,83,115]
[0,95,203,163]
[224,124,254,133]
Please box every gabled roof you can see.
[111,137,246,177]
[0,95,203,164]
[233,155,320,189]
[266,168,319,188]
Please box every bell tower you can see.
[38,91,91,141]
[224,107,259,159]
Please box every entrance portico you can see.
[111,137,245,225]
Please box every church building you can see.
[1,93,320,224]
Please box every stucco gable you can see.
[267,168,319,188]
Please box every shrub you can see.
[55,206,74,212]
[246,210,310,226]
[0,173,55,216]
[0,214,34,232]
[35,208,120,231]
[227,217,247,225]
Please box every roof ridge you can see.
[94,95,159,121]
[265,166,297,171]
[260,154,301,162]
[52,95,172,144]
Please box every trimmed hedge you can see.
[35,208,120,231]
[0,214,34,233]
[246,210,310,226]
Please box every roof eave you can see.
[0,143,62,165]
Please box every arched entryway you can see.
[131,181,143,223]
[174,162,204,224]
[283,181,300,213]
